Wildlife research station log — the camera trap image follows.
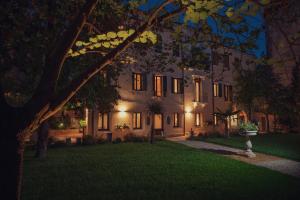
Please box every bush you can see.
[124,133,147,142]
[113,137,122,144]
[82,135,97,145]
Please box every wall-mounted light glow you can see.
[185,106,192,114]
[118,105,127,118]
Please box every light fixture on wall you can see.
[118,105,127,118]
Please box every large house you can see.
[49,29,273,142]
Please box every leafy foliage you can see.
[239,122,258,132]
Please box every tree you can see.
[214,106,240,138]
[0,0,270,199]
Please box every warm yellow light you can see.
[185,106,192,113]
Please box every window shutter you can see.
[132,73,135,90]
[163,76,167,97]
[152,75,155,96]
[171,78,174,94]
[218,83,222,97]
[142,73,147,91]
[180,79,184,94]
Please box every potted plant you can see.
[239,122,258,136]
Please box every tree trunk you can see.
[35,121,49,159]
[265,113,270,133]
[1,123,25,200]
[224,120,229,138]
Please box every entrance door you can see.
[154,114,163,129]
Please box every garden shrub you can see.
[82,135,97,145]
[124,133,147,142]
[113,137,122,144]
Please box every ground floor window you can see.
[195,113,203,127]
[133,112,142,129]
[154,114,163,129]
[173,113,180,127]
[98,113,109,130]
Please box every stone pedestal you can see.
[245,136,256,158]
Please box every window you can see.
[154,76,167,97]
[172,78,183,94]
[154,76,162,96]
[173,41,180,57]
[133,112,142,129]
[214,114,218,125]
[195,78,202,102]
[224,85,233,101]
[154,114,163,129]
[195,113,203,127]
[212,51,220,65]
[132,73,147,91]
[155,35,163,53]
[173,113,180,127]
[223,54,230,70]
[98,113,109,130]
[213,82,222,97]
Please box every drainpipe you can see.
[210,48,215,128]
[182,66,185,136]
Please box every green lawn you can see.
[23,141,300,200]
[204,133,300,161]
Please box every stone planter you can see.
[239,131,257,158]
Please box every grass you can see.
[204,133,300,161]
[23,141,300,200]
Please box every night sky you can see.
[139,0,266,57]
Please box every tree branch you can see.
[42,2,185,121]
[27,0,98,111]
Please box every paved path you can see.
[167,136,300,178]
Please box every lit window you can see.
[173,113,180,127]
[195,113,203,127]
[195,79,202,102]
[133,73,145,91]
[224,85,233,101]
[98,113,109,130]
[133,112,142,129]
[154,114,163,129]
[214,83,222,97]
[172,78,183,94]
[154,76,163,97]
[214,114,218,125]
[213,83,219,97]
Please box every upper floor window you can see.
[171,78,183,94]
[155,35,163,53]
[132,73,147,91]
[173,113,180,127]
[153,75,167,97]
[133,112,142,129]
[213,82,222,97]
[98,113,109,130]
[223,54,230,70]
[224,85,233,101]
[173,41,180,57]
[195,78,202,102]
[212,51,220,65]
[195,113,203,127]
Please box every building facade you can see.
[48,29,273,142]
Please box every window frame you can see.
[173,113,180,127]
[172,78,183,94]
[132,112,142,129]
[195,78,202,102]
[154,76,163,97]
[133,73,142,91]
[98,113,109,131]
[195,113,202,127]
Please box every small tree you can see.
[214,107,240,138]
[147,100,163,144]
